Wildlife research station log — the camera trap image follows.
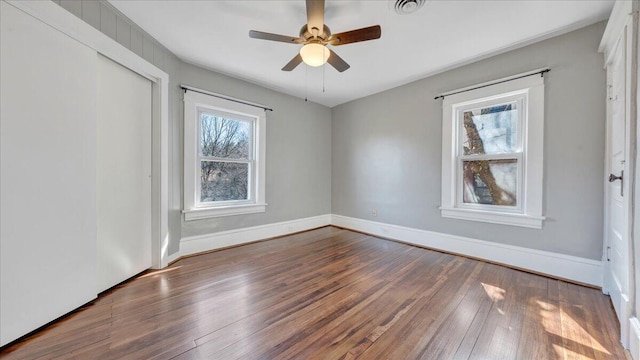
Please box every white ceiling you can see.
[109,0,614,107]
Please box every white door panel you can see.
[96,55,152,292]
[604,28,630,346]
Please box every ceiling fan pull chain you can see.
[323,59,326,93]
[305,64,308,102]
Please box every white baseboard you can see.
[630,317,640,360]
[177,214,331,258]
[169,213,602,287]
[331,214,603,287]
[166,250,182,265]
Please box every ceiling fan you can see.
[249,0,382,72]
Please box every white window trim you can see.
[183,90,266,220]
[440,73,545,229]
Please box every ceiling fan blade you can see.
[327,49,350,72]
[282,54,303,71]
[249,30,303,44]
[328,25,381,46]
[306,0,325,36]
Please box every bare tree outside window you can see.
[441,75,543,228]
[461,105,518,206]
[199,114,251,202]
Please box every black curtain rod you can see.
[434,69,550,100]
[181,86,273,112]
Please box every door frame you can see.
[6,0,171,269]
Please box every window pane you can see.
[462,159,517,206]
[201,161,249,202]
[462,104,517,155]
[200,113,250,159]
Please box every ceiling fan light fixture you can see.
[299,43,330,67]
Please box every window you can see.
[440,73,545,228]
[183,89,266,220]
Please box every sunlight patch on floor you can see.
[554,343,596,360]
[482,282,507,315]
[138,266,182,278]
[481,283,506,302]
[537,300,610,356]
[552,343,566,359]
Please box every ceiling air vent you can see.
[392,0,427,15]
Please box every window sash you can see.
[453,92,528,213]
[456,96,525,157]
[454,94,526,213]
[196,158,255,208]
[197,109,255,161]
[195,106,257,208]
[196,157,255,208]
[455,153,523,212]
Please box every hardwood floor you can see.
[0,226,628,359]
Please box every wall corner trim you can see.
[330,215,603,287]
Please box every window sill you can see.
[183,203,267,221]
[440,207,544,229]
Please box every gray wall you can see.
[332,22,607,260]
[54,0,607,260]
[178,63,332,238]
[53,0,332,252]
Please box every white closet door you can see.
[96,55,152,292]
[1,2,98,346]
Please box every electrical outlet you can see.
[372,209,378,217]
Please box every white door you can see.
[0,2,98,346]
[604,29,631,346]
[96,55,152,292]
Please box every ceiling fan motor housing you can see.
[300,24,331,41]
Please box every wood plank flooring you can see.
[0,226,629,359]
